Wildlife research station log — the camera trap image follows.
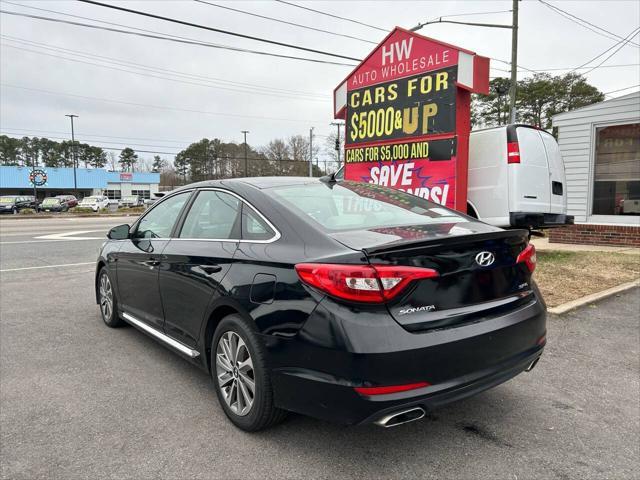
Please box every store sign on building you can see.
[120,173,133,182]
[334,27,490,211]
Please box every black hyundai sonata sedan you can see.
[95,177,545,431]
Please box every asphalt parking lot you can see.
[1,216,638,480]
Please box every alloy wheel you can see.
[216,331,255,416]
[99,273,114,321]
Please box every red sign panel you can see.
[334,27,489,212]
[119,172,133,182]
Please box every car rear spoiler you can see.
[362,229,529,257]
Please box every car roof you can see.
[174,176,321,192]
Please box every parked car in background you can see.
[78,195,109,212]
[95,177,545,432]
[0,195,38,214]
[144,192,167,208]
[118,195,143,208]
[40,195,78,212]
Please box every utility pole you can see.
[241,130,249,177]
[65,114,79,198]
[330,121,343,169]
[508,0,519,124]
[308,127,314,177]
[411,4,519,123]
[31,151,37,211]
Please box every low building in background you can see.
[0,166,160,202]
[551,92,639,247]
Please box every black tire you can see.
[211,314,287,431]
[98,267,124,328]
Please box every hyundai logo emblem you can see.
[475,251,495,267]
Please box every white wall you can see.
[552,92,640,224]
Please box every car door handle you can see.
[199,265,222,275]
[143,260,161,267]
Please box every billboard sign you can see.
[334,27,489,211]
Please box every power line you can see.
[1,34,327,98]
[1,84,328,124]
[274,0,387,32]
[0,6,535,73]
[0,127,192,144]
[490,62,640,74]
[0,43,329,102]
[0,10,357,67]
[77,0,361,61]
[0,132,181,155]
[193,0,376,45]
[538,0,640,48]
[529,63,640,72]
[603,84,640,95]
[570,27,640,74]
[0,132,184,151]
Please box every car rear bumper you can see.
[510,212,574,229]
[266,293,547,425]
[271,346,543,425]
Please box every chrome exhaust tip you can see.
[375,407,425,428]
[525,357,540,372]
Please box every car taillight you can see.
[354,381,430,396]
[517,244,537,273]
[507,141,521,164]
[294,263,439,303]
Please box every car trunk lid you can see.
[358,228,533,332]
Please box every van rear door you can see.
[539,131,566,214]
[509,126,551,214]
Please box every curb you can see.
[548,279,640,315]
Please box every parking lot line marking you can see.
[0,239,102,245]
[0,262,95,272]
[35,230,105,240]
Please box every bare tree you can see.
[288,135,309,162]
[107,151,118,171]
[261,139,290,162]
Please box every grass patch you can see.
[536,250,640,307]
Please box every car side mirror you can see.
[107,224,130,240]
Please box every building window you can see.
[131,189,151,200]
[592,123,640,216]
[105,190,121,200]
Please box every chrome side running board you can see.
[122,312,200,359]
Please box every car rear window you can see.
[269,181,468,232]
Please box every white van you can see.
[467,124,573,229]
[333,124,573,229]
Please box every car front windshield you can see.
[42,198,60,205]
[81,197,98,203]
[0,197,16,203]
[269,181,468,232]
